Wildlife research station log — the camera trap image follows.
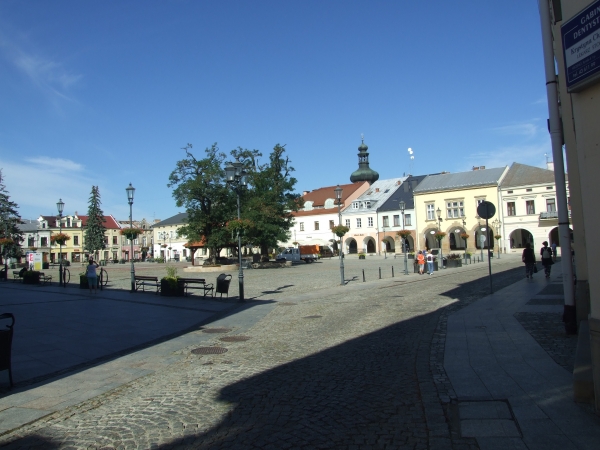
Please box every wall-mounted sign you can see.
[561,0,600,92]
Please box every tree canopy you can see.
[84,186,106,259]
[0,169,23,261]
[168,143,302,262]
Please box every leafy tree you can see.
[168,144,236,264]
[0,170,23,264]
[234,144,302,256]
[84,186,106,260]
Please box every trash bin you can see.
[215,273,232,298]
[0,313,15,387]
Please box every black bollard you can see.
[379,267,381,279]
[362,269,365,282]
[392,266,394,277]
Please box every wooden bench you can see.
[38,272,52,285]
[134,275,161,294]
[179,278,214,298]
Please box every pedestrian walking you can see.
[416,250,425,275]
[426,252,434,275]
[551,242,557,261]
[540,241,553,279]
[522,243,536,279]
[86,258,99,294]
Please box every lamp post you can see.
[493,218,501,259]
[462,215,467,264]
[436,207,444,269]
[225,158,247,302]
[382,225,387,259]
[126,183,135,293]
[400,200,408,275]
[334,185,345,286]
[56,199,64,287]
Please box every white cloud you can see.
[463,138,551,171]
[490,122,539,139]
[26,157,84,172]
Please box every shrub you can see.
[447,253,462,260]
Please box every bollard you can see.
[392,266,394,277]
[362,269,366,282]
[379,267,381,279]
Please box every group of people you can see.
[522,241,556,279]
[415,249,436,275]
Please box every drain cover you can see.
[201,328,232,334]
[191,347,228,355]
[303,315,322,319]
[278,302,297,306]
[219,336,251,342]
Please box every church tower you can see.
[350,137,379,184]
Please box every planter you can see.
[80,275,89,289]
[23,271,40,284]
[408,254,415,259]
[160,279,185,297]
[358,255,366,260]
[446,259,462,268]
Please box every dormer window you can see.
[363,201,371,209]
[352,202,360,209]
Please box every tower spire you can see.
[350,135,379,184]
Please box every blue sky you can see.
[0,1,550,223]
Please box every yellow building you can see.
[412,167,508,255]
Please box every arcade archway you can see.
[509,228,534,249]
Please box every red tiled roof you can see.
[40,214,121,229]
[293,182,366,217]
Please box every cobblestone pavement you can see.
[0,257,536,449]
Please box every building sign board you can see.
[561,0,600,92]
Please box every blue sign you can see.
[562,0,600,92]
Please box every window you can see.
[299,222,304,231]
[74,236,79,245]
[363,201,371,209]
[104,237,109,245]
[104,251,109,260]
[356,218,362,228]
[426,204,435,220]
[352,202,360,209]
[314,221,320,231]
[446,201,464,218]
[113,236,118,245]
[134,239,139,245]
[507,202,516,216]
[476,199,485,208]
[142,237,147,246]
[42,223,46,229]
[546,186,553,190]
[382,216,389,227]
[345,219,350,228]
[28,237,35,247]
[170,231,174,238]
[329,220,335,229]
[526,188,532,192]
[507,190,513,194]
[405,214,412,226]
[393,215,400,227]
[66,218,71,227]
[546,198,556,212]
[367,217,373,227]
[41,237,48,247]
[526,200,535,214]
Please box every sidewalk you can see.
[445,263,600,449]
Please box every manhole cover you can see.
[191,347,228,355]
[303,315,322,319]
[278,302,297,306]
[219,336,251,342]
[201,328,232,334]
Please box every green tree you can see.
[168,144,236,264]
[84,186,106,260]
[0,170,23,265]
[234,144,302,256]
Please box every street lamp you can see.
[57,198,64,287]
[225,158,247,302]
[399,200,408,275]
[493,218,501,259]
[462,215,468,264]
[126,183,135,293]
[436,207,444,269]
[382,225,387,259]
[334,185,345,286]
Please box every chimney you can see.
[472,166,479,171]
[480,166,485,170]
[303,190,310,196]
[546,161,555,171]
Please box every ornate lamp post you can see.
[57,198,64,287]
[399,200,409,275]
[126,183,135,293]
[225,158,247,302]
[493,218,501,259]
[436,207,444,269]
[334,185,345,286]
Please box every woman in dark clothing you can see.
[522,243,536,279]
[540,241,553,278]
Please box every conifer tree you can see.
[0,169,23,266]
[84,186,106,260]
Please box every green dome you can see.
[350,139,379,184]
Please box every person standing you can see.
[522,243,536,279]
[86,258,99,294]
[416,250,425,275]
[551,242,557,261]
[426,252,434,275]
[540,241,553,279]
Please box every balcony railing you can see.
[539,211,558,220]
